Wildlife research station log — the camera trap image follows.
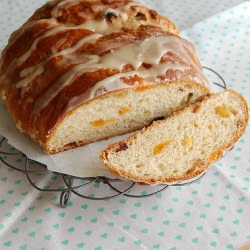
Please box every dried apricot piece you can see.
[153,139,172,155]
[215,105,233,118]
[90,118,115,127]
[118,106,131,115]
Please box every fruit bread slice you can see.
[100,90,248,185]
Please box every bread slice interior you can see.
[100,90,248,185]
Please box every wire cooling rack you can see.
[0,67,227,208]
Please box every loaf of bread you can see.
[0,0,209,153]
[100,90,248,185]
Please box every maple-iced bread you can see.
[101,90,249,185]
[0,0,209,153]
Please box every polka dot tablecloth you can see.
[0,0,250,249]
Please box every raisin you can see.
[115,143,128,153]
[150,116,165,124]
[103,9,118,22]
[135,12,147,21]
[149,10,158,19]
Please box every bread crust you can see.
[100,90,249,185]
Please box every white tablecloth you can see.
[0,1,250,249]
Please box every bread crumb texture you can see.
[48,81,208,152]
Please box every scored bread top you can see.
[100,90,249,185]
[0,0,208,147]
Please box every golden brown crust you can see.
[100,90,249,185]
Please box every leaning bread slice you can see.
[100,90,248,185]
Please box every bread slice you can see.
[47,81,208,153]
[100,90,248,185]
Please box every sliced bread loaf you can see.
[100,90,248,185]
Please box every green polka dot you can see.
[230,231,238,237]
[210,241,217,247]
[153,243,160,249]
[213,229,220,234]
[67,227,75,233]
[175,235,182,240]
[118,237,125,242]
[19,244,27,250]
[199,213,206,219]
[167,208,174,213]
[107,222,114,227]
[44,234,52,240]
[84,230,92,236]
[4,241,12,247]
[184,211,191,217]
[130,213,137,219]
[163,220,170,225]
[100,233,108,239]
[90,218,97,223]
[146,217,153,222]
[28,231,36,237]
[217,217,224,223]
[21,217,28,222]
[61,240,69,245]
[141,228,148,234]
[53,224,59,229]
[36,218,43,224]
[152,205,158,211]
[192,238,199,243]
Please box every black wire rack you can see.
[0,67,227,208]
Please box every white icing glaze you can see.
[33,55,102,112]
[2,0,166,81]
[123,1,143,9]
[101,36,184,69]
[77,19,111,33]
[0,18,58,74]
[0,23,65,85]
[33,35,193,113]
[31,34,208,116]
[18,26,75,64]
[17,66,45,88]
